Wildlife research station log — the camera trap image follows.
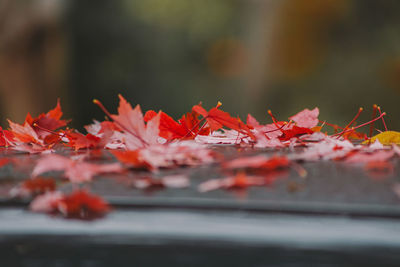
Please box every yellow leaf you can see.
[362,131,400,145]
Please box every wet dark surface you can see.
[3,240,400,267]
[1,147,400,266]
[2,147,400,217]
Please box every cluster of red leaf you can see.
[2,96,400,220]
[30,190,110,219]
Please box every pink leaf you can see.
[30,191,64,213]
[289,107,319,128]
[32,154,124,183]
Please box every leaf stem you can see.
[332,112,386,138]
[267,110,285,135]
[377,106,388,131]
[337,107,363,138]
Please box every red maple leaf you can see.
[279,126,314,141]
[111,150,153,170]
[5,100,69,150]
[7,119,41,144]
[94,95,161,149]
[144,110,209,140]
[0,127,14,147]
[179,111,210,136]
[192,102,255,140]
[144,110,187,140]
[25,99,69,138]
[98,121,121,133]
[30,190,111,219]
[58,190,110,219]
[64,131,109,150]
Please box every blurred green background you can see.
[1,0,400,131]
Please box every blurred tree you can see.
[0,0,67,124]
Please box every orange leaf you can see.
[111,150,153,170]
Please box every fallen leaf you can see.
[224,155,290,172]
[111,150,153,170]
[10,177,56,198]
[0,127,14,147]
[8,120,41,144]
[192,103,255,139]
[30,190,111,219]
[279,126,314,141]
[289,107,319,128]
[110,95,161,149]
[364,131,400,145]
[25,99,68,138]
[198,172,265,192]
[58,190,110,219]
[30,191,64,213]
[32,154,124,183]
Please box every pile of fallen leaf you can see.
[2,96,400,220]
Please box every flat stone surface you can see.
[0,147,400,217]
[1,147,400,266]
[2,207,400,266]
